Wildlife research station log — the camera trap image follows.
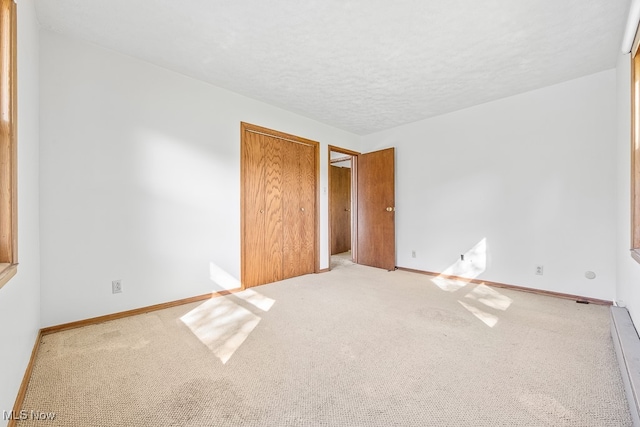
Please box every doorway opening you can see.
[328,145,359,270]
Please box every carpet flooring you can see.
[17,262,631,426]
[330,251,354,269]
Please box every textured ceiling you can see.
[35,0,630,135]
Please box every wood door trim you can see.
[328,145,360,269]
[240,123,247,289]
[244,123,319,147]
[328,145,360,157]
[351,158,358,264]
[314,140,320,274]
[241,122,320,288]
[330,156,352,164]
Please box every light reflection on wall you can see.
[209,261,242,291]
[429,238,514,328]
[441,237,487,278]
[431,238,487,292]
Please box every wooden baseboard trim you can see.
[41,288,243,335]
[396,267,612,306]
[9,330,43,427]
[317,268,330,273]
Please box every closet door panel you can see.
[282,140,301,279]
[282,141,315,279]
[263,135,284,283]
[241,122,318,288]
[242,130,266,288]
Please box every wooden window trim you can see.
[0,0,18,289]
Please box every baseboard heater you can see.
[611,306,640,426]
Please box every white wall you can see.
[39,31,360,327]
[363,70,617,301]
[615,52,640,324]
[0,0,40,422]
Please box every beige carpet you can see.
[18,264,631,426]
[331,251,354,269]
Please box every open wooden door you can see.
[356,148,395,270]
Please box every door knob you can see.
[345,208,350,212]
[301,207,305,212]
[386,207,394,212]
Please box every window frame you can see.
[0,0,18,289]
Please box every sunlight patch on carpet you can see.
[458,300,499,328]
[431,276,468,292]
[233,288,275,311]
[464,284,513,311]
[180,296,261,364]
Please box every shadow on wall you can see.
[431,238,513,328]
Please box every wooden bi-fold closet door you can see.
[241,122,318,288]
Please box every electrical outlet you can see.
[112,279,122,294]
[411,250,416,258]
[535,265,544,276]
